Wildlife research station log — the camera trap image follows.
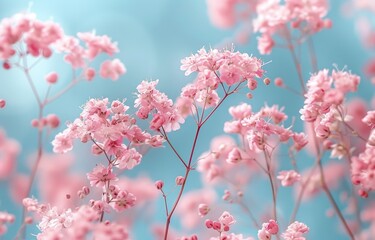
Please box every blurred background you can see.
[0,0,374,239]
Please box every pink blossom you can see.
[99,58,126,80]
[257,34,274,55]
[84,68,95,81]
[258,219,279,240]
[77,31,118,59]
[51,130,73,154]
[0,211,14,236]
[277,170,301,187]
[87,164,118,187]
[198,203,210,217]
[219,211,236,227]
[363,110,375,129]
[281,221,309,240]
[111,190,136,212]
[206,0,237,29]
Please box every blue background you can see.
[0,0,373,239]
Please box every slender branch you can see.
[284,27,306,94]
[160,189,169,217]
[307,37,318,72]
[318,160,355,240]
[263,148,278,222]
[160,128,188,168]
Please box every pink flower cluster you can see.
[224,103,308,152]
[281,221,309,240]
[0,12,126,81]
[35,205,129,240]
[277,170,301,187]
[179,48,264,110]
[52,98,161,168]
[351,140,375,197]
[0,212,14,236]
[135,80,185,132]
[205,211,236,233]
[254,0,331,54]
[0,12,62,60]
[300,69,361,139]
[257,219,279,240]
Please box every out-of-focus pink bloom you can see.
[0,129,20,179]
[0,99,5,108]
[277,170,301,187]
[99,58,126,80]
[176,189,216,229]
[45,72,58,84]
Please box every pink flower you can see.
[77,31,118,59]
[198,203,210,217]
[257,34,274,55]
[258,219,279,240]
[363,110,375,129]
[315,124,331,139]
[84,68,96,81]
[111,190,136,212]
[87,164,118,187]
[277,170,301,187]
[206,0,236,29]
[218,211,236,227]
[99,58,126,80]
[52,130,73,154]
[281,221,309,240]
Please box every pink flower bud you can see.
[0,99,6,108]
[85,68,96,81]
[175,176,185,185]
[247,79,257,90]
[263,78,271,85]
[82,186,90,195]
[25,217,33,224]
[155,180,164,190]
[324,19,332,28]
[359,189,368,198]
[42,48,52,58]
[205,219,213,228]
[46,114,60,128]
[274,77,283,86]
[315,124,331,139]
[198,203,210,217]
[3,62,11,70]
[213,221,221,230]
[266,219,279,234]
[45,72,58,84]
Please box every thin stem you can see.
[263,148,278,222]
[46,77,81,104]
[307,38,318,72]
[160,189,169,217]
[237,199,260,229]
[310,122,355,239]
[284,27,306,94]
[160,128,188,168]
[163,125,201,240]
[318,160,355,240]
